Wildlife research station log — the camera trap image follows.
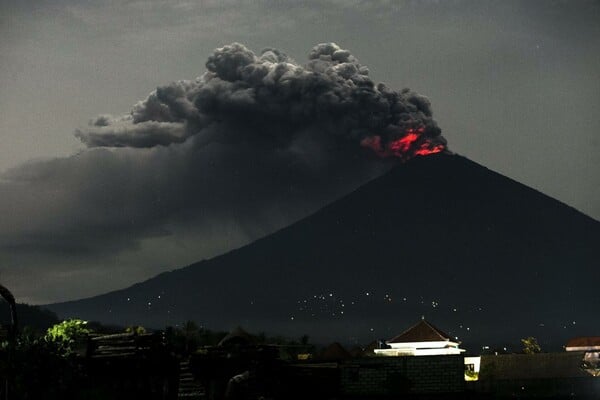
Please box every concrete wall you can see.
[470,352,600,399]
[340,355,465,397]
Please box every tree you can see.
[181,320,200,354]
[45,319,92,354]
[125,325,147,335]
[521,336,541,354]
[1,320,90,399]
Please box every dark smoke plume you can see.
[0,42,446,302]
[76,42,446,159]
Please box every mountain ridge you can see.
[46,153,600,349]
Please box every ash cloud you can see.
[75,42,445,153]
[0,42,445,302]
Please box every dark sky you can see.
[0,0,598,304]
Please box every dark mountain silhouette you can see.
[1,301,60,332]
[46,154,600,349]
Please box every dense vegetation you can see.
[0,316,313,400]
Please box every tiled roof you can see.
[566,337,600,348]
[387,320,453,343]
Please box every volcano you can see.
[46,154,599,349]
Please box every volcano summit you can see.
[47,153,600,349]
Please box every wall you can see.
[470,352,600,398]
[340,355,465,397]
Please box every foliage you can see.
[164,321,229,355]
[1,327,87,399]
[521,336,542,354]
[45,319,91,355]
[464,369,479,381]
[125,325,147,335]
[163,321,314,358]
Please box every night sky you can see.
[0,0,598,305]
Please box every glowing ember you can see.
[414,144,444,156]
[390,132,420,153]
[361,126,445,162]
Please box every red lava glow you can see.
[389,132,419,153]
[361,127,445,161]
[414,144,444,156]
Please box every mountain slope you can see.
[47,154,600,348]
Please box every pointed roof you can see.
[218,326,256,347]
[387,320,453,343]
[317,342,352,361]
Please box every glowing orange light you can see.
[389,132,419,153]
[361,126,444,162]
[415,144,444,156]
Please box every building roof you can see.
[387,320,453,344]
[317,342,351,361]
[565,337,600,348]
[218,326,256,347]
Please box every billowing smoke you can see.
[76,42,446,159]
[0,42,446,302]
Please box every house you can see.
[374,319,465,356]
[565,337,600,377]
[565,337,600,352]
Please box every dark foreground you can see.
[3,331,599,400]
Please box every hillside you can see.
[47,153,600,348]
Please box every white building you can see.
[374,320,465,357]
